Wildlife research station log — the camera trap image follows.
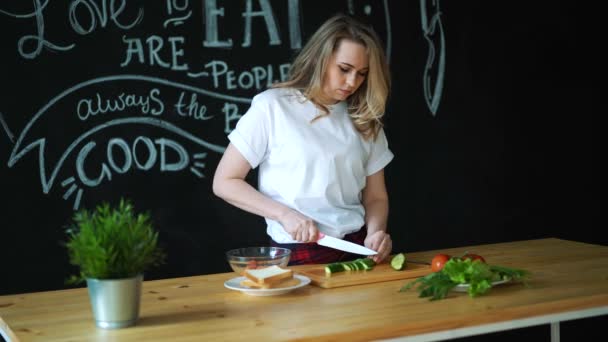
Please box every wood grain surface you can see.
[297,261,432,288]
[1,238,607,342]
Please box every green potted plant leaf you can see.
[65,198,165,329]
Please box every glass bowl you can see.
[226,247,291,275]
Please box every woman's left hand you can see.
[364,231,392,264]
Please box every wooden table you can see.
[1,238,607,341]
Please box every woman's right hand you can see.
[278,210,319,243]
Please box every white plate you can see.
[452,278,511,292]
[224,275,311,296]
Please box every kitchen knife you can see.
[317,233,378,256]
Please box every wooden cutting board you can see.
[296,262,432,288]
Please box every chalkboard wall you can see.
[0,0,599,300]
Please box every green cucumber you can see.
[390,253,407,271]
[358,258,376,268]
[324,258,377,275]
[355,259,370,270]
[325,263,345,274]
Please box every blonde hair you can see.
[273,14,391,140]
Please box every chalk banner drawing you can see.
[420,0,446,116]
[0,0,444,210]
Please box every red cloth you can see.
[271,228,367,265]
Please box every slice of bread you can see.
[244,265,293,287]
[240,277,300,289]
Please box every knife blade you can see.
[316,233,378,256]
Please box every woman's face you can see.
[322,39,369,104]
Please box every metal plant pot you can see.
[86,274,143,329]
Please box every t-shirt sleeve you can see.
[366,128,394,175]
[227,94,270,169]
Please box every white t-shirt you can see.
[228,88,394,243]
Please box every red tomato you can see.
[246,260,258,269]
[462,253,486,263]
[431,253,451,272]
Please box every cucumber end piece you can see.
[390,253,407,271]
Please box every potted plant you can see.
[65,198,165,329]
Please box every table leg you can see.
[550,322,560,342]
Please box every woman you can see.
[213,14,393,265]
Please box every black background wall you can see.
[0,0,599,298]
[1,1,603,340]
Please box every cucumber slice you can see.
[360,258,376,268]
[325,263,345,274]
[390,253,407,270]
[354,259,370,270]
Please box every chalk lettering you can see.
[121,35,144,65]
[76,88,164,121]
[107,138,132,174]
[77,141,112,187]
[169,37,189,70]
[203,60,290,89]
[76,136,191,188]
[164,0,192,27]
[175,92,214,121]
[68,0,143,35]
[148,36,171,68]
[132,136,157,170]
[0,111,15,143]
[203,0,233,48]
[167,0,190,14]
[287,0,301,49]
[242,0,281,47]
[121,35,189,71]
[3,2,397,210]
[202,0,300,49]
[223,102,241,134]
[157,138,189,171]
[0,0,75,59]
[279,63,290,84]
